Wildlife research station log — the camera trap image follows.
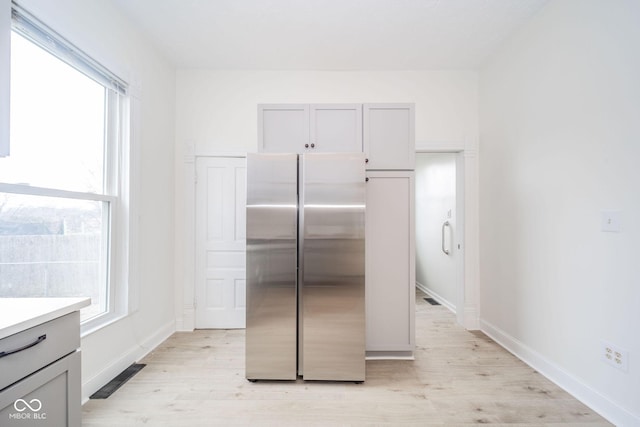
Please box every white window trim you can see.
[11,3,127,95]
[82,91,132,335]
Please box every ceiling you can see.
[109,0,549,70]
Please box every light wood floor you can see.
[82,291,612,426]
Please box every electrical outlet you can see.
[602,341,628,372]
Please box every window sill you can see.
[80,311,128,338]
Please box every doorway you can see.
[415,152,463,317]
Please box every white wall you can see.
[479,0,640,424]
[174,70,480,330]
[415,153,457,310]
[176,70,478,153]
[16,0,177,401]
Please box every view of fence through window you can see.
[0,194,107,320]
[0,31,110,321]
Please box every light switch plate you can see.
[601,210,621,232]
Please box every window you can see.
[0,5,130,329]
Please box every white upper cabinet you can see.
[258,104,362,154]
[364,103,415,170]
[258,103,415,170]
[309,104,362,152]
[1,0,10,157]
[258,104,309,153]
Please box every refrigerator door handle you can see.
[442,220,451,255]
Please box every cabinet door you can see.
[365,171,415,352]
[258,104,309,153]
[309,104,362,152]
[364,103,415,170]
[1,0,10,157]
[0,351,81,427]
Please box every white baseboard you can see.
[415,281,456,314]
[415,281,428,295]
[81,320,175,403]
[480,319,639,427]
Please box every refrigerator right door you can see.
[300,152,366,381]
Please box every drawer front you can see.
[0,351,80,427]
[0,312,79,390]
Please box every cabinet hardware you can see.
[0,334,47,359]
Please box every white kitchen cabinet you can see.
[309,104,362,152]
[364,103,415,170]
[258,104,309,153]
[365,171,415,355]
[1,0,10,157]
[256,101,416,358]
[258,104,362,153]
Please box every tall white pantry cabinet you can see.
[258,103,416,358]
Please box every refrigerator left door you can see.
[245,153,298,380]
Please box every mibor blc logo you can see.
[9,398,47,421]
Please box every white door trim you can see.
[177,153,247,332]
[415,143,479,330]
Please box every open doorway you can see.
[415,152,464,321]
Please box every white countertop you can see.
[0,297,91,340]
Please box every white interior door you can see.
[195,157,246,328]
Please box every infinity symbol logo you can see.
[13,399,42,412]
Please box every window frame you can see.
[1,3,133,334]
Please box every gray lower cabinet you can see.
[0,312,81,427]
[0,352,80,426]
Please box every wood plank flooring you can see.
[82,291,612,426]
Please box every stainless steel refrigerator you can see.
[246,152,366,382]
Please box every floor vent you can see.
[424,297,441,306]
[90,363,146,399]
